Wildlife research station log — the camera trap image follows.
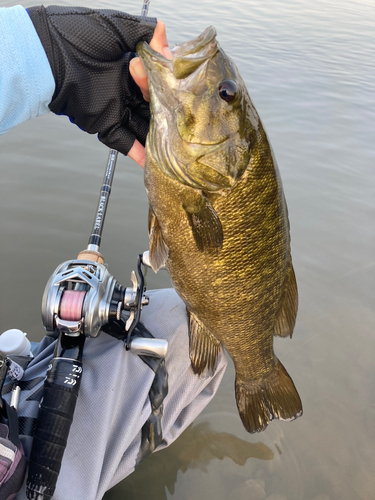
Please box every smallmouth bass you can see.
[138,27,302,433]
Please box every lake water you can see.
[1,0,374,499]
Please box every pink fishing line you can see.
[59,290,86,321]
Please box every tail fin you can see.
[235,361,302,433]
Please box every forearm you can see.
[0,5,55,135]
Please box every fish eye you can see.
[218,80,237,102]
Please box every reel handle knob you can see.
[129,338,168,359]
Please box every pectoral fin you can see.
[148,208,169,273]
[274,260,298,338]
[183,193,223,253]
[188,310,222,375]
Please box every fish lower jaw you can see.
[180,135,228,147]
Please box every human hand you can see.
[128,20,172,168]
[28,6,158,166]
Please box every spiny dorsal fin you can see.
[274,260,298,338]
[148,208,169,273]
[183,193,223,253]
[188,309,222,375]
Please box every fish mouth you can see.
[136,40,172,72]
[137,26,219,79]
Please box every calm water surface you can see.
[1,0,374,499]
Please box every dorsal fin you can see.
[274,260,298,338]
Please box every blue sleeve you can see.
[0,5,55,135]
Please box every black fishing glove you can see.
[28,5,157,155]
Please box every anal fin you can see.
[274,260,298,338]
[148,208,169,273]
[188,310,221,375]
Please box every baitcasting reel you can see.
[41,252,167,356]
[42,256,148,339]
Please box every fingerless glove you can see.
[28,5,157,154]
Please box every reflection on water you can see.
[1,0,375,499]
[175,422,274,466]
[104,409,310,500]
[104,422,274,500]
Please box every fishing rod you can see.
[25,2,166,498]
